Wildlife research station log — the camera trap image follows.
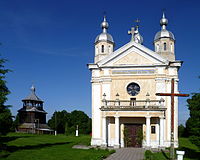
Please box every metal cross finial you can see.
[162,8,166,13]
[135,19,140,28]
[162,8,166,19]
[103,11,106,18]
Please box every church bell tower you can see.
[154,13,175,61]
[94,16,114,63]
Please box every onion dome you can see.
[95,16,114,44]
[154,12,175,41]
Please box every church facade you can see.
[88,13,182,148]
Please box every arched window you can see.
[164,42,167,51]
[170,43,173,52]
[101,45,104,53]
[108,46,111,53]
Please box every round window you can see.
[127,82,140,96]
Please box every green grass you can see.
[144,138,200,160]
[144,149,170,160]
[0,133,115,160]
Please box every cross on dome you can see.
[31,84,36,93]
[154,12,175,42]
[95,15,114,44]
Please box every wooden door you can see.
[124,124,143,147]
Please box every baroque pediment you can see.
[113,51,153,65]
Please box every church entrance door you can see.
[124,124,143,148]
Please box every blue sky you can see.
[0,0,199,124]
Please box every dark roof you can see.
[18,107,47,114]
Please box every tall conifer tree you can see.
[0,56,12,135]
[186,92,200,147]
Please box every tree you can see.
[48,110,91,135]
[178,124,186,137]
[12,113,20,131]
[185,93,200,147]
[0,57,12,135]
[69,110,91,135]
[48,110,70,134]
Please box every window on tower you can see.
[164,43,167,51]
[170,43,173,52]
[102,45,104,53]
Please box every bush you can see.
[145,150,153,160]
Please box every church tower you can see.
[154,13,175,61]
[18,85,51,133]
[94,16,114,63]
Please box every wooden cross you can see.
[156,78,189,160]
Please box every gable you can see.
[114,51,154,65]
[98,41,168,67]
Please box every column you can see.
[174,79,179,147]
[114,115,120,148]
[102,116,107,146]
[120,124,124,148]
[156,119,160,147]
[160,116,164,147]
[146,116,151,147]
[108,117,111,146]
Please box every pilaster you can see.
[146,115,151,147]
[101,115,107,146]
[114,115,120,148]
[159,115,165,147]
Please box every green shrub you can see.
[145,150,153,160]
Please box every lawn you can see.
[144,138,200,160]
[0,133,114,160]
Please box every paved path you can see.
[105,148,145,160]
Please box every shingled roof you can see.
[22,85,43,102]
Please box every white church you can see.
[88,13,182,148]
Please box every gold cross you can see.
[135,19,140,28]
